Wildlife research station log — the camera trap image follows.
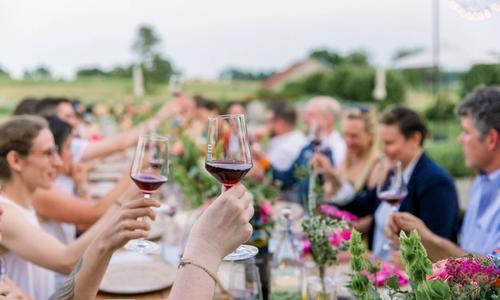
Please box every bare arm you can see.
[80,100,180,162]
[386,212,466,262]
[168,184,254,300]
[33,172,131,227]
[49,198,160,300]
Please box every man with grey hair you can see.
[303,96,346,166]
[385,86,500,261]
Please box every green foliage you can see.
[76,67,108,77]
[132,24,161,65]
[219,68,274,81]
[302,215,344,268]
[0,66,10,78]
[347,230,381,300]
[424,97,456,121]
[425,121,472,177]
[144,54,173,84]
[460,64,500,96]
[280,64,406,105]
[242,173,281,205]
[415,281,451,300]
[309,48,369,66]
[399,230,433,283]
[170,135,219,208]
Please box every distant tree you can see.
[32,65,52,80]
[109,65,133,78]
[392,47,424,62]
[145,54,173,83]
[344,50,369,66]
[219,68,274,81]
[76,67,108,77]
[0,66,10,78]
[132,24,161,69]
[131,24,173,89]
[309,49,343,66]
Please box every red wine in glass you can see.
[126,133,169,254]
[377,190,407,206]
[205,160,252,189]
[205,114,258,261]
[131,174,168,194]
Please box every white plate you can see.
[99,261,176,294]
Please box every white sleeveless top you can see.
[39,175,77,287]
[0,195,56,300]
[40,176,77,245]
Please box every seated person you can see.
[341,107,460,260]
[312,106,379,206]
[32,97,179,163]
[386,87,500,261]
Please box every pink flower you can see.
[260,201,273,225]
[328,228,352,248]
[319,204,359,222]
[427,260,449,281]
[302,239,312,255]
[362,262,409,287]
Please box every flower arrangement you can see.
[319,204,359,223]
[347,229,500,299]
[302,215,349,299]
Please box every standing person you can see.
[386,86,500,261]
[342,107,460,260]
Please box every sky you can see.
[0,0,499,79]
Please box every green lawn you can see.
[0,76,261,107]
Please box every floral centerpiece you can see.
[347,229,500,299]
[302,215,350,299]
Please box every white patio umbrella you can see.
[392,43,499,71]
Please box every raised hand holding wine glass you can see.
[126,133,169,253]
[205,114,257,261]
[376,159,407,252]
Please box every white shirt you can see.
[0,195,55,300]
[267,130,308,171]
[321,130,346,166]
[373,153,421,260]
[71,137,88,163]
[460,168,500,255]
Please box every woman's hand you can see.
[385,212,433,245]
[96,198,160,253]
[0,277,26,300]
[183,183,254,264]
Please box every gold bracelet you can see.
[178,257,231,297]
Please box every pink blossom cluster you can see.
[260,201,273,225]
[301,228,352,255]
[319,204,359,223]
[328,228,352,247]
[362,262,409,287]
[428,257,500,286]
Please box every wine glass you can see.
[205,114,257,261]
[125,133,169,254]
[227,257,263,300]
[376,160,407,251]
[0,256,5,282]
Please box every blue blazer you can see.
[340,153,460,246]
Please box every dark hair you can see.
[456,86,500,138]
[269,100,296,126]
[12,97,39,115]
[35,97,72,117]
[0,115,48,180]
[380,106,428,146]
[45,116,72,154]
